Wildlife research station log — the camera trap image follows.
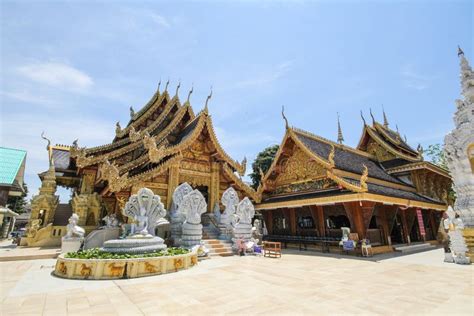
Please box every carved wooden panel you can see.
[274,148,325,185]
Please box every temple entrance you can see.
[195,186,209,208]
[390,214,405,244]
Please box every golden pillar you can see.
[166,163,180,210]
[208,161,220,212]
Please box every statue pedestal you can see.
[181,222,203,248]
[61,237,83,253]
[233,223,252,242]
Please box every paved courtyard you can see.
[1,248,473,315]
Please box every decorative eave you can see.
[221,163,259,202]
[361,125,421,162]
[386,161,451,179]
[104,153,183,193]
[256,192,447,211]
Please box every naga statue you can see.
[179,189,207,248]
[170,182,193,246]
[219,187,240,239]
[232,197,255,242]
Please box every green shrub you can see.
[65,247,190,259]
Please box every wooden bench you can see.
[263,241,282,258]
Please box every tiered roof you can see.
[66,85,247,194]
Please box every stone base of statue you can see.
[454,253,471,265]
[83,227,120,250]
[181,222,203,248]
[170,221,183,246]
[444,252,455,263]
[101,235,167,254]
[61,237,83,254]
[232,223,252,242]
[218,222,233,240]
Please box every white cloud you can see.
[235,60,295,88]
[149,13,171,28]
[17,62,93,92]
[400,64,436,91]
[1,90,57,107]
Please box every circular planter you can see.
[54,252,198,280]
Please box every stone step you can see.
[210,251,233,257]
[394,243,436,253]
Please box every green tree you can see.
[249,145,279,189]
[424,144,448,170]
[7,182,28,214]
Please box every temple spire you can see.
[382,106,389,128]
[337,112,344,144]
[281,105,289,129]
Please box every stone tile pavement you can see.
[0,248,472,315]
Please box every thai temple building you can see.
[24,51,470,253]
[21,83,257,247]
[255,110,452,249]
[444,47,474,259]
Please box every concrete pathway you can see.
[1,248,472,315]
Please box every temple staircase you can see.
[201,214,234,257]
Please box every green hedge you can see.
[65,247,190,260]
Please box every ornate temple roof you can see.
[61,84,246,194]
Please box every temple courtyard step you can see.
[0,245,60,262]
[201,239,234,257]
[393,243,436,253]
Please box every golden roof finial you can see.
[204,86,212,113]
[281,105,289,129]
[369,108,376,125]
[187,84,193,103]
[360,110,367,126]
[404,134,407,143]
[157,79,161,93]
[337,112,344,144]
[382,105,389,128]
[175,80,181,97]
[41,131,53,166]
[129,106,135,118]
[115,121,121,135]
[164,78,170,92]
[458,45,464,57]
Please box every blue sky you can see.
[0,0,472,201]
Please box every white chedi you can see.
[444,49,474,226]
[170,182,193,245]
[232,197,255,242]
[180,189,207,248]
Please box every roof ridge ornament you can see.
[115,122,122,135]
[175,80,181,97]
[337,112,344,144]
[164,79,170,92]
[157,79,161,93]
[360,164,369,191]
[458,45,464,56]
[187,84,193,103]
[130,106,135,118]
[204,86,212,113]
[328,144,336,168]
[360,110,367,126]
[41,131,53,166]
[281,105,289,129]
[382,105,389,128]
[369,108,376,125]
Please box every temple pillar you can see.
[400,208,410,244]
[310,205,326,237]
[344,202,365,240]
[429,210,438,241]
[289,208,297,236]
[166,163,180,210]
[266,211,273,235]
[208,161,220,212]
